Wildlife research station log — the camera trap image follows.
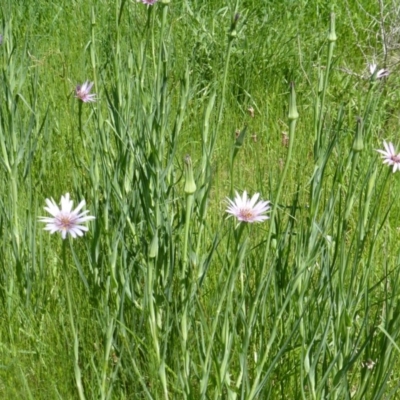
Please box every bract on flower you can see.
[75,81,96,103]
[39,193,95,239]
[369,63,389,79]
[226,191,270,223]
[376,141,400,173]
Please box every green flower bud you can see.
[149,232,158,258]
[184,155,196,195]
[229,13,240,39]
[352,117,364,152]
[288,82,299,121]
[328,12,337,42]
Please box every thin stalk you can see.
[63,241,86,400]
[183,193,194,270]
[209,10,239,156]
[180,155,197,398]
[316,12,336,149]
[100,318,114,400]
[146,259,160,361]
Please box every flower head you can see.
[39,193,95,239]
[369,63,389,80]
[75,81,96,103]
[226,191,270,223]
[376,141,400,173]
[138,0,158,4]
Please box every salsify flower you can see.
[138,0,158,4]
[226,191,270,223]
[369,63,389,79]
[39,193,95,239]
[75,81,96,103]
[376,141,400,173]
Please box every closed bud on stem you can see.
[318,70,324,93]
[184,155,196,194]
[288,82,299,121]
[149,232,158,258]
[328,12,337,42]
[229,13,240,39]
[353,117,364,152]
[91,7,96,26]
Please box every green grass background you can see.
[1,0,400,398]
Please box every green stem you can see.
[209,10,238,157]
[183,194,194,271]
[316,13,336,150]
[63,241,86,400]
[262,83,297,274]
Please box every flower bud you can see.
[288,82,299,121]
[149,232,158,258]
[352,117,364,152]
[184,155,196,195]
[327,13,337,42]
[229,13,240,39]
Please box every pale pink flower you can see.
[39,193,95,239]
[369,63,389,79]
[138,0,158,4]
[376,141,400,173]
[226,191,270,223]
[75,81,96,103]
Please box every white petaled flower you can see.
[226,191,270,223]
[376,141,400,173]
[369,63,389,79]
[75,81,96,103]
[39,193,95,239]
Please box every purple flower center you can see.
[239,208,254,221]
[392,155,400,163]
[57,214,75,230]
